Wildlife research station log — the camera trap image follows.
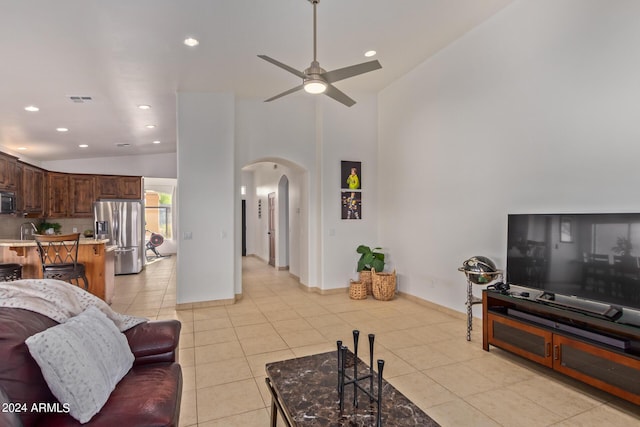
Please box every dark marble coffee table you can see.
[265,351,440,426]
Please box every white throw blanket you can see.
[0,279,146,331]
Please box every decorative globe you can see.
[460,256,499,284]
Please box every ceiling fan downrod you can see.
[310,0,319,63]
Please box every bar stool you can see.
[34,233,89,290]
[0,263,22,281]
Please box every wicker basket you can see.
[349,281,368,300]
[358,270,373,295]
[371,268,396,301]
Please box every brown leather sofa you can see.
[0,307,183,427]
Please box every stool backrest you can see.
[34,233,82,267]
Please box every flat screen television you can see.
[506,213,640,311]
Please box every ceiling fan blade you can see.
[258,55,306,79]
[265,85,304,102]
[322,60,382,84]
[324,84,356,107]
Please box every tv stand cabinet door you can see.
[487,313,553,368]
[553,335,640,405]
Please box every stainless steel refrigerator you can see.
[94,199,145,275]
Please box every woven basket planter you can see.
[349,281,368,300]
[371,268,396,301]
[358,270,373,295]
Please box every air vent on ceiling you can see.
[116,143,131,148]
[68,96,93,103]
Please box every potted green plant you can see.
[37,222,62,235]
[356,245,385,295]
[356,245,385,272]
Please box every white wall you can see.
[177,92,235,304]
[42,152,177,178]
[378,0,640,314]
[319,94,380,289]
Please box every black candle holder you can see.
[337,330,385,426]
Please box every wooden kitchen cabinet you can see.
[21,163,45,216]
[0,152,19,190]
[96,175,142,200]
[95,175,119,199]
[69,174,95,217]
[48,173,141,216]
[1,150,142,217]
[15,162,23,211]
[118,176,143,199]
[46,172,69,217]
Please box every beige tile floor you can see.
[112,256,640,426]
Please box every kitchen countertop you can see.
[0,238,110,247]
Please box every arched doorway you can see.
[240,158,307,285]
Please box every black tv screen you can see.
[506,213,640,310]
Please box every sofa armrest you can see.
[124,319,181,365]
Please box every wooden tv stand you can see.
[482,290,640,405]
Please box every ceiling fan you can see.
[258,0,382,107]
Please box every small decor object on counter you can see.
[371,268,396,301]
[458,256,503,341]
[83,229,94,238]
[337,330,385,426]
[356,245,385,295]
[348,280,367,300]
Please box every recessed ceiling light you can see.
[184,37,199,47]
[78,144,89,148]
[24,105,39,112]
[364,50,377,57]
[138,104,151,110]
[17,147,27,151]
[56,127,69,132]
[152,140,161,144]
[145,124,156,129]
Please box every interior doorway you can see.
[268,192,276,267]
[278,175,289,269]
[241,200,247,256]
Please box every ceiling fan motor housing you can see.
[304,61,326,82]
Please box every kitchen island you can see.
[0,238,115,303]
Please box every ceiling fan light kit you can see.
[259,0,381,107]
[304,80,327,94]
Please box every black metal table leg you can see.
[266,377,292,427]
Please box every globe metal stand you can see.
[458,267,502,341]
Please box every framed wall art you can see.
[341,161,361,190]
[341,191,361,220]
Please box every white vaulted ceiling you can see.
[0,0,512,161]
